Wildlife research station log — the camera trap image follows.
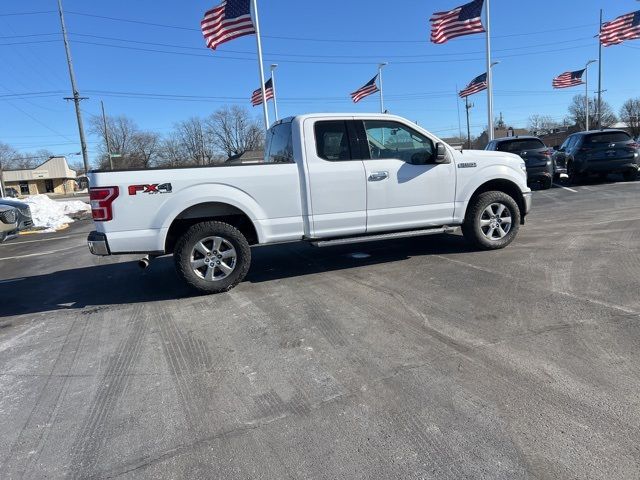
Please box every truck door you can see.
[303,118,367,238]
[356,119,456,233]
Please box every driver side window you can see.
[363,120,434,164]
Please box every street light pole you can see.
[584,60,597,131]
[270,64,279,122]
[378,62,388,114]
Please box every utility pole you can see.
[465,97,474,149]
[101,101,113,170]
[596,9,603,130]
[58,0,90,175]
[456,85,462,140]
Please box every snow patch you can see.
[20,195,90,232]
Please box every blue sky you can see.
[1,0,639,163]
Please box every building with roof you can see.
[2,156,77,196]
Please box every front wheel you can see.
[174,221,251,294]
[462,191,521,250]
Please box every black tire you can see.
[174,221,251,294]
[540,176,552,190]
[567,162,581,186]
[0,232,6,243]
[623,169,638,182]
[462,191,521,250]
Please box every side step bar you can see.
[311,226,458,248]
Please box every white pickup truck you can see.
[88,113,532,293]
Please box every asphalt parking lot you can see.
[1,180,639,479]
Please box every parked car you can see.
[87,113,532,294]
[0,198,33,231]
[485,136,563,189]
[0,205,19,243]
[552,130,640,184]
[3,187,19,198]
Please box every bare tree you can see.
[620,98,640,138]
[157,134,189,168]
[568,95,616,130]
[174,117,218,165]
[527,115,560,135]
[130,131,161,169]
[205,105,264,158]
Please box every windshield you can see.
[585,132,631,144]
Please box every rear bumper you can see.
[87,231,110,256]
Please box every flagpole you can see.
[484,0,494,141]
[584,59,597,131]
[378,62,387,113]
[251,0,269,131]
[270,64,279,122]
[596,8,603,130]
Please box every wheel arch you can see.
[164,202,259,254]
[465,179,526,225]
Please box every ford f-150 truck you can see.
[87,113,532,294]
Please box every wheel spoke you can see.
[212,237,222,251]
[205,265,215,280]
[218,262,233,275]
[480,218,492,227]
[220,249,235,259]
[194,241,210,256]
[191,258,207,269]
[487,227,496,238]
[496,204,506,216]
[496,226,507,238]
[501,216,512,226]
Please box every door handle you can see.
[368,171,389,182]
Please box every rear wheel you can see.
[174,221,251,294]
[0,232,6,243]
[540,176,552,190]
[462,191,521,250]
[567,162,582,185]
[623,169,638,182]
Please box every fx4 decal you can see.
[128,183,173,195]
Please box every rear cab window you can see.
[496,139,545,152]
[314,121,352,161]
[264,122,294,163]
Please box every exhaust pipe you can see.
[138,255,150,269]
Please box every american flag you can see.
[201,0,256,50]
[350,75,379,103]
[430,0,485,44]
[459,73,487,98]
[552,69,585,89]
[251,78,274,106]
[600,10,640,47]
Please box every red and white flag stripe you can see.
[201,1,256,51]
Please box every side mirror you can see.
[553,145,561,151]
[434,143,448,163]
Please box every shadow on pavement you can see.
[0,233,474,317]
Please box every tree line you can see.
[90,105,264,170]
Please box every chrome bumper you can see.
[87,231,110,256]
[523,192,532,215]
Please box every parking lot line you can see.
[0,245,82,261]
[553,183,578,193]
[0,234,81,246]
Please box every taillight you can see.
[630,142,639,149]
[541,149,553,157]
[89,186,119,221]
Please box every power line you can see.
[0,11,56,17]
[64,10,597,43]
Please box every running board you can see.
[311,226,458,248]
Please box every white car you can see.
[0,205,19,243]
[87,113,531,293]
